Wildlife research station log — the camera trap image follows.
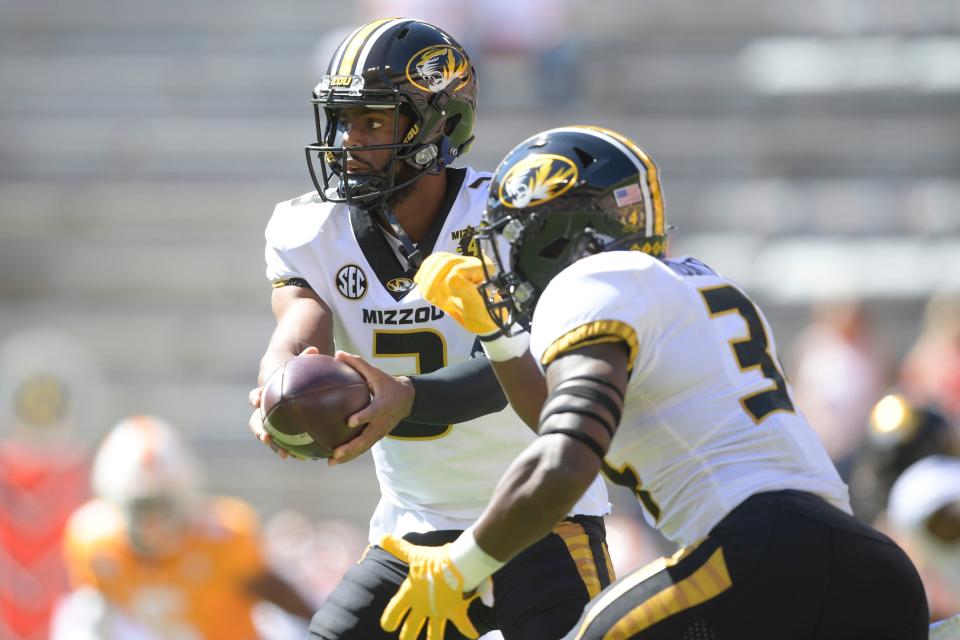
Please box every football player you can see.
[55,415,314,638]
[392,125,930,639]
[248,18,612,640]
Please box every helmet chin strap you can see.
[364,202,423,275]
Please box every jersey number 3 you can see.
[374,329,452,440]
[700,285,795,424]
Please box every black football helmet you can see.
[306,18,478,205]
[476,125,667,333]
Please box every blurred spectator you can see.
[51,415,314,639]
[900,289,960,422]
[787,298,890,477]
[888,456,960,623]
[0,329,106,640]
[848,392,959,523]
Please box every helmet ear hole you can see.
[538,237,569,259]
[443,114,462,137]
[573,146,596,167]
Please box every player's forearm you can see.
[259,300,334,383]
[489,353,546,429]
[407,355,508,424]
[472,436,599,562]
[257,348,297,385]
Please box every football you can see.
[260,354,370,459]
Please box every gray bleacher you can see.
[1,0,958,527]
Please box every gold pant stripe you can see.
[573,545,698,640]
[603,547,732,639]
[554,521,604,599]
[601,543,616,585]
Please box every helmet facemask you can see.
[477,216,536,335]
[305,80,472,208]
[307,92,421,206]
[478,211,631,335]
[125,493,189,558]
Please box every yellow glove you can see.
[379,535,480,640]
[415,252,500,336]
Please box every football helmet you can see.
[306,18,478,205]
[92,415,202,556]
[476,125,667,333]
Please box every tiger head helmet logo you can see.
[407,45,471,93]
[498,154,579,209]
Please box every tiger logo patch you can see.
[385,277,415,293]
[498,154,579,209]
[407,45,470,93]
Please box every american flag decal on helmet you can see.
[614,183,643,208]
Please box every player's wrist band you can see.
[448,527,505,591]
[478,330,530,361]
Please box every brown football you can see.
[260,354,370,459]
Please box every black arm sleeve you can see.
[405,355,508,425]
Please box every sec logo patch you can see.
[336,265,367,300]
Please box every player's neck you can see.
[389,170,447,244]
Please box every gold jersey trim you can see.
[540,320,638,371]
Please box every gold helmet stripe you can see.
[581,125,665,238]
[336,17,398,76]
[354,18,412,78]
[328,24,362,75]
[554,125,663,240]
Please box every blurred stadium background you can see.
[1,0,958,596]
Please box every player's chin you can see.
[386,168,419,207]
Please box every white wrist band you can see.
[479,330,530,362]
[447,527,505,591]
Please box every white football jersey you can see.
[530,251,850,548]
[265,168,609,541]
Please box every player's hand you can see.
[415,252,501,336]
[380,535,480,640]
[328,350,414,467]
[247,405,290,460]
[248,346,321,460]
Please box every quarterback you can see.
[249,19,612,640]
[391,125,930,639]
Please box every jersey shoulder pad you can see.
[462,166,493,191]
[64,500,125,550]
[191,496,260,541]
[62,500,127,583]
[266,191,341,252]
[532,253,658,368]
[191,496,265,577]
